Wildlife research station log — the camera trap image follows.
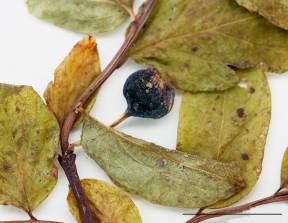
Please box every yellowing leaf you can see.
[27,0,134,34]
[81,115,245,209]
[44,36,101,126]
[177,68,271,208]
[67,179,142,223]
[281,148,288,190]
[236,0,288,30]
[0,84,59,213]
[129,0,288,92]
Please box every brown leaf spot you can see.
[241,153,250,161]
[249,87,256,94]
[191,46,199,52]
[2,164,12,172]
[51,165,58,178]
[236,108,245,118]
[12,130,17,138]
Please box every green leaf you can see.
[281,148,288,190]
[44,36,101,126]
[67,179,142,223]
[235,0,288,30]
[177,68,271,208]
[27,0,134,34]
[129,0,288,92]
[0,84,59,213]
[81,115,245,209]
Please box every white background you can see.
[0,1,288,223]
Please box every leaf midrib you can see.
[130,16,256,56]
[103,124,236,185]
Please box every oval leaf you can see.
[44,36,101,126]
[81,115,245,208]
[67,179,142,223]
[281,148,288,190]
[236,0,288,30]
[0,84,59,213]
[129,0,288,92]
[177,68,271,208]
[27,0,134,34]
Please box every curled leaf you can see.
[177,68,271,208]
[44,36,101,126]
[129,0,288,92]
[81,115,245,209]
[27,0,134,34]
[281,148,288,190]
[0,84,59,213]
[235,0,288,30]
[67,179,142,223]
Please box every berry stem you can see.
[110,110,130,128]
[186,192,288,223]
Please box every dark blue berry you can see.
[123,68,175,119]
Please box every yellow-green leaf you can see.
[236,0,288,30]
[81,115,245,209]
[27,0,134,34]
[44,36,101,126]
[281,148,288,189]
[177,68,271,208]
[0,84,59,213]
[129,0,288,92]
[67,179,142,223]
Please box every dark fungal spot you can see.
[241,153,250,161]
[237,108,245,118]
[12,130,17,138]
[2,164,12,172]
[191,46,199,52]
[249,87,256,94]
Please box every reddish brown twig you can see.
[58,1,156,223]
[186,192,288,223]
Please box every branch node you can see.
[74,103,85,114]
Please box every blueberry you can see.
[111,68,175,127]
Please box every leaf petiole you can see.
[116,0,136,21]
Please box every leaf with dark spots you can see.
[177,69,271,207]
[129,0,288,92]
[81,115,245,208]
[44,36,101,126]
[0,84,59,213]
[235,0,288,30]
[67,179,142,223]
[27,0,134,34]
